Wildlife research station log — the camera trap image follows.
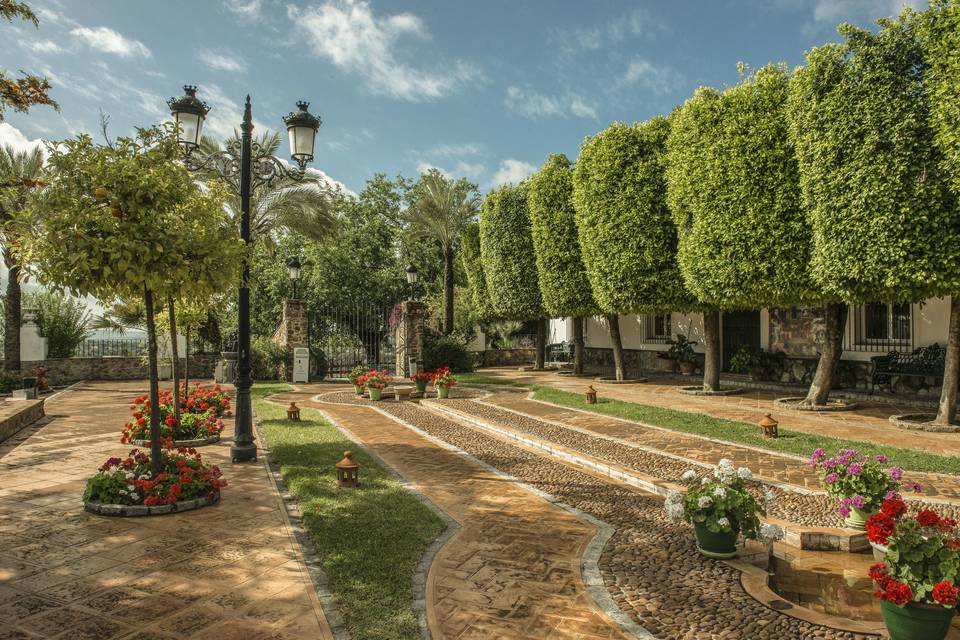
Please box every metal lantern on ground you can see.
[336,451,360,488]
[759,413,779,438]
[585,385,597,404]
[167,85,209,154]
[283,101,321,169]
[287,402,301,421]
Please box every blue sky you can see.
[2,0,922,195]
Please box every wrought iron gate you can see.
[307,303,397,380]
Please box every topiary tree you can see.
[573,118,692,381]
[919,0,960,425]
[20,126,242,473]
[788,15,960,421]
[527,153,596,374]
[479,183,547,368]
[459,222,495,322]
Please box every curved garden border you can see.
[594,376,648,384]
[131,433,221,448]
[889,413,960,433]
[774,397,859,412]
[84,491,220,517]
[678,386,744,396]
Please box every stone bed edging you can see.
[83,491,220,516]
[774,397,860,412]
[889,413,960,433]
[317,392,655,640]
[130,433,221,448]
[677,385,745,396]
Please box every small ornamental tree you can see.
[788,16,960,421]
[527,153,596,374]
[479,183,548,368]
[459,222,495,321]
[573,118,693,381]
[919,0,960,425]
[20,126,242,474]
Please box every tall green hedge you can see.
[787,19,960,303]
[526,153,597,318]
[666,65,818,309]
[459,222,495,320]
[920,0,960,196]
[572,118,692,314]
[479,184,545,320]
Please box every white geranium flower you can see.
[764,488,777,508]
[701,477,711,487]
[124,471,135,479]
[681,469,697,482]
[759,523,784,543]
[737,467,752,480]
[665,502,685,522]
[718,458,734,469]
[717,516,731,529]
[713,487,726,498]
[697,495,713,509]
[665,490,683,505]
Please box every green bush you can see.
[24,289,91,358]
[251,336,290,381]
[0,369,20,393]
[422,333,474,373]
[459,223,496,321]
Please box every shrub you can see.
[251,336,290,381]
[0,369,20,393]
[422,333,473,373]
[24,289,91,358]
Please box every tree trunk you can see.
[4,255,21,372]
[802,303,848,407]
[167,296,180,423]
[573,316,585,375]
[443,246,454,335]
[535,318,546,369]
[702,310,721,392]
[935,296,960,426]
[144,288,162,476]
[184,330,190,393]
[606,314,625,381]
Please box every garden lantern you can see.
[287,401,301,421]
[759,413,779,438]
[335,451,360,488]
[405,263,418,285]
[283,101,322,170]
[287,256,302,299]
[167,85,209,154]
[585,385,597,404]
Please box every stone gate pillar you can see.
[394,300,425,379]
[273,300,308,381]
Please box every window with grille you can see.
[845,302,914,352]
[643,314,672,343]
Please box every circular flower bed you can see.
[888,414,960,433]
[83,447,226,517]
[774,396,858,411]
[121,384,229,446]
[677,386,744,396]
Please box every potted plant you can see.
[364,370,391,401]
[730,346,785,381]
[34,366,50,392]
[432,367,456,399]
[664,459,779,558]
[667,334,698,375]
[656,352,678,372]
[809,448,922,530]
[867,496,958,640]
[348,365,366,395]
[412,370,432,395]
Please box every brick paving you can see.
[279,390,631,640]
[0,381,332,640]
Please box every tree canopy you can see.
[459,222,495,321]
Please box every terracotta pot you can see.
[657,357,677,372]
[679,360,697,375]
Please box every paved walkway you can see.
[275,388,631,640]
[475,367,960,456]
[0,381,332,640]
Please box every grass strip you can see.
[530,385,960,475]
[253,383,446,640]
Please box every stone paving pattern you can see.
[312,389,879,640]
[0,381,332,640]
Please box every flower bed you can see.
[120,385,228,445]
[83,447,226,517]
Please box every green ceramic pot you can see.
[844,507,872,531]
[880,599,955,640]
[693,521,738,559]
[368,387,382,401]
[353,384,362,396]
[415,379,428,393]
[437,386,450,399]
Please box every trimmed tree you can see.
[573,118,692,381]
[527,153,596,374]
[19,126,242,473]
[479,183,548,368]
[788,16,960,420]
[919,0,960,425]
[459,222,496,321]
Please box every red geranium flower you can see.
[932,581,959,607]
[877,579,912,606]
[880,497,907,519]
[866,512,896,545]
[917,510,940,528]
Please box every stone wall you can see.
[476,349,537,368]
[584,347,685,375]
[22,354,218,387]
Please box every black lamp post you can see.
[168,86,321,463]
[405,263,418,301]
[287,256,303,300]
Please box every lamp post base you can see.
[230,441,258,463]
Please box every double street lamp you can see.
[167,85,321,463]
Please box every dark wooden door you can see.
[722,311,761,371]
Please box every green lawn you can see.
[530,386,960,475]
[252,383,446,640]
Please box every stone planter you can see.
[368,387,383,401]
[693,521,738,559]
[880,599,955,640]
[84,491,220,517]
[437,386,450,400]
[870,540,888,561]
[131,433,220,448]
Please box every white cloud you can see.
[428,142,482,158]
[35,7,78,27]
[490,159,536,187]
[810,0,923,22]
[28,40,63,54]
[224,0,263,18]
[551,8,660,55]
[416,160,485,182]
[618,58,683,95]
[0,123,47,159]
[290,1,482,101]
[70,26,151,58]
[504,86,597,120]
[196,84,270,141]
[200,49,247,73]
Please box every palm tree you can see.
[0,144,44,371]
[407,169,480,334]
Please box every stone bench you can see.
[392,386,414,401]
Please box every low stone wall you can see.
[0,398,45,444]
[476,349,536,368]
[21,354,218,387]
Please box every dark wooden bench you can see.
[870,344,945,393]
[546,341,573,365]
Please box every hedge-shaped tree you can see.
[789,17,960,421]
[479,183,547,368]
[667,65,830,399]
[919,0,960,425]
[573,118,692,381]
[459,222,495,322]
[527,153,596,374]
[21,126,242,473]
